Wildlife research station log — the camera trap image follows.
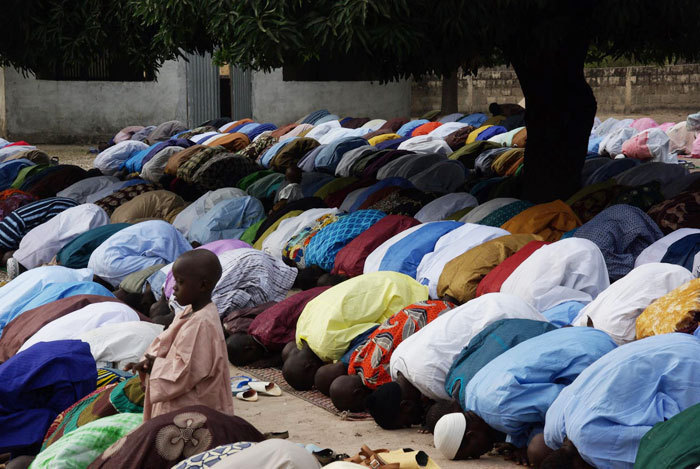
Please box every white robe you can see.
[501,238,610,312]
[261,208,338,258]
[172,188,247,236]
[634,228,700,267]
[572,263,693,344]
[19,302,139,352]
[416,224,509,299]
[390,293,546,401]
[77,321,164,369]
[13,204,110,269]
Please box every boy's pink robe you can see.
[142,302,234,420]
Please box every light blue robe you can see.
[464,327,617,447]
[0,266,93,336]
[187,196,265,245]
[544,333,700,469]
[88,220,192,287]
[378,221,462,278]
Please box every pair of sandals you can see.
[230,375,282,402]
[345,446,441,469]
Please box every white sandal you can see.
[235,389,258,402]
[249,381,282,396]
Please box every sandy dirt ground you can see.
[229,364,514,468]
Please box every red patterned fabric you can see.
[347,300,454,389]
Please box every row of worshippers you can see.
[268,255,700,469]
[0,104,699,467]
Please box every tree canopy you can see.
[0,0,174,78]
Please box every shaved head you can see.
[173,249,222,288]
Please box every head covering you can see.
[434,413,466,460]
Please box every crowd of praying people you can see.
[0,104,699,469]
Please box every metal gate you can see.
[185,52,220,127]
[231,66,253,120]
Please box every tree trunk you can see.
[441,71,459,114]
[509,14,596,203]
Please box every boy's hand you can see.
[123,354,156,374]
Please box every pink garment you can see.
[658,122,675,132]
[114,126,145,144]
[631,118,658,132]
[279,124,314,140]
[667,122,697,155]
[692,134,700,158]
[622,128,670,161]
[164,239,250,298]
[142,302,234,420]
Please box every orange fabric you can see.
[270,124,298,138]
[206,132,250,152]
[0,189,33,201]
[512,128,527,148]
[142,302,234,420]
[163,145,205,176]
[411,122,442,136]
[501,200,582,242]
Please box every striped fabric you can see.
[0,197,77,250]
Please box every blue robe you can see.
[0,340,96,455]
[378,221,462,278]
[464,327,617,447]
[0,266,94,336]
[445,318,557,405]
[545,333,700,469]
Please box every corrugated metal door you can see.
[231,66,252,120]
[185,52,220,127]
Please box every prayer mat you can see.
[238,366,372,421]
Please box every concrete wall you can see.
[412,64,700,117]
[0,60,188,143]
[251,68,411,124]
